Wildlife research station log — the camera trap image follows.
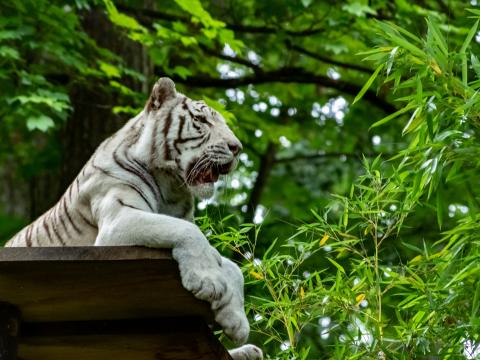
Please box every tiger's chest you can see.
[155,182,194,222]
[158,196,194,222]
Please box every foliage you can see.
[2,0,480,359]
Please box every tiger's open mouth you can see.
[187,161,233,185]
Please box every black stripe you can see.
[25,225,33,247]
[34,222,40,246]
[189,134,210,150]
[43,218,53,244]
[123,143,162,203]
[58,213,70,238]
[113,146,161,207]
[117,198,141,210]
[150,116,160,160]
[187,106,213,127]
[162,110,173,160]
[176,135,204,145]
[193,115,213,127]
[67,184,74,203]
[191,120,201,131]
[91,162,155,212]
[77,210,97,229]
[173,115,186,153]
[51,222,65,245]
[62,197,82,235]
[52,205,67,245]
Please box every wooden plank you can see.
[0,302,20,360]
[0,246,171,262]
[0,247,213,322]
[18,317,231,360]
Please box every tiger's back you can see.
[6,162,99,247]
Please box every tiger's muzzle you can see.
[187,158,237,185]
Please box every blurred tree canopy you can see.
[2,0,480,358]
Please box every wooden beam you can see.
[0,247,233,359]
[0,247,212,323]
[19,317,231,360]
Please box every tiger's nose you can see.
[228,141,242,156]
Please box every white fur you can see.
[229,344,264,360]
[191,183,215,199]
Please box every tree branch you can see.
[167,67,395,113]
[274,151,389,163]
[198,44,261,72]
[116,5,327,37]
[287,41,373,74]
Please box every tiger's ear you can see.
[146,77,177,112]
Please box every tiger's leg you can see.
[93,197,250,344]
[229,344,263,360]
[221,259,263,359]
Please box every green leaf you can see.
[462,54,468,85]
[26,115,55,132]
[342,200,349,227]
[402,107,423,135]
[471,54,480,78]
[378,22,426,58]
[472,283,480,319]
[427,17,448,56]
[370,104,416,128]
[171,65,192,80]
[342,3,377,17]
[460,19,479,54]
[98,61,121,78]
[203,96,237,126]
[103,0,146,33]
[0,46,20,60]
[436,182,443,229]
[353,64,384,104]
[380,21,422,44]
[174,0,225,28]
[327,257,346,274]
[301,0,313,7]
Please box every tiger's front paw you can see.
[229,344,263,360]
[174,246,227,302]
[172,240,250,345]
[179,264,228,302]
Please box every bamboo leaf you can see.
[436,182,443,229]
[427,17,448,56]
[460,19,479,54]
[371,104,416,128]
[402,107,423,135]
[327,257,346,274]
[353,64,384,104]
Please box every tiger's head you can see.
[145,77,242,199]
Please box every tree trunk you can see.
[3,7,153,222]
[246,142,277,222]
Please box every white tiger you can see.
[6,77,263,360]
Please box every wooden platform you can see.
[0,246,232,359]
